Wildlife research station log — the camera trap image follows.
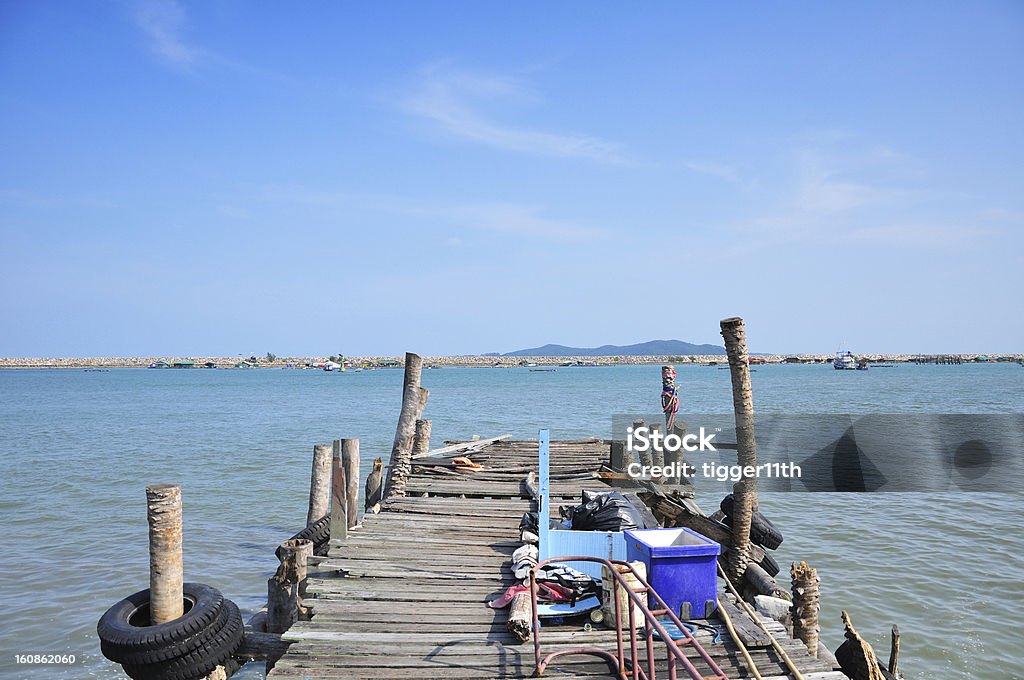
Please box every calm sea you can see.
[0,364,1021,679]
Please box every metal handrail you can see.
[529,555,729,680]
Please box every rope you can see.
[716,597,764,680]
[717,562,807,680]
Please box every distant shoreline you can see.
[1,353,1020,369]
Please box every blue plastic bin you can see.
[624,527,721,619]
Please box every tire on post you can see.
[720,494,784,550]
[291,513,331,555]
[97,583,243,680]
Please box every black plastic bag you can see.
[519,511,538,532]
[559,490,650,532]
[519,510,565,532]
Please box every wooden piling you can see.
[609,440,627,471]
[267,538,312,633]
[649,422,665,481]
[307,444,332,526]
[412,419,432,457]
[385,352,429,498]
[791,560,820,657]
[633,418,651,468]
[341,439,360,530]
[145,484,183,625]
[888,625,901,677]
[836,610,886,680]
[720,316,758,582]
[274,538,314,620]
[330,441,348,542]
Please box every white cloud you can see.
[849,223,991,245]
[720,134,1008,251]
[436,203,607,242]
[401,66,628,163]
[682,160,741,183]
[247,184,608,243]
[794,149,881,214]
[133,0,202,68]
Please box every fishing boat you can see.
[833,351,857,370]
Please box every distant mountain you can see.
[500,339,726,357]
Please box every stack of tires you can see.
[97,583,243,680]
[719,493,784,576]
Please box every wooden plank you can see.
[718,598,773,648]
[412,435,512,459]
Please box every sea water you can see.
[0,363,1021,679]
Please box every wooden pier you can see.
[269,438,847,679]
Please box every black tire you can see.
[720,494,784,550]
[121,600,244,680]
[292,514,330,555]
[757,550,781,577]
[108,595,233,666]
[98,583,224,660]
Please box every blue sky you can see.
[1,1,1021,356]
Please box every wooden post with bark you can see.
[341,439,360,530]
[330,441,348,542]
[720,316,758,583]
[267,538,313,632]
[146,484,184,624]
[385,353,429,498]
[836,611,886,680]
[888,625,901,677]
[307,444,332,525]
[791,560,820,656]
[412,419,432,458]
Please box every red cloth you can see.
[486,582,574,609]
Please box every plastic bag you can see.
[536,563,600,603]
[519,511,538,532]
[520,510,569,532]
[559,490,651,532]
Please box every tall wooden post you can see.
[341,439,360,529]
[330,441,348,542]
[385,352,429,498]
[307,444,332,525]
[791,561,820,656]
[146,484,184,625]
[662,365,682,484]
[720,316,758,582]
